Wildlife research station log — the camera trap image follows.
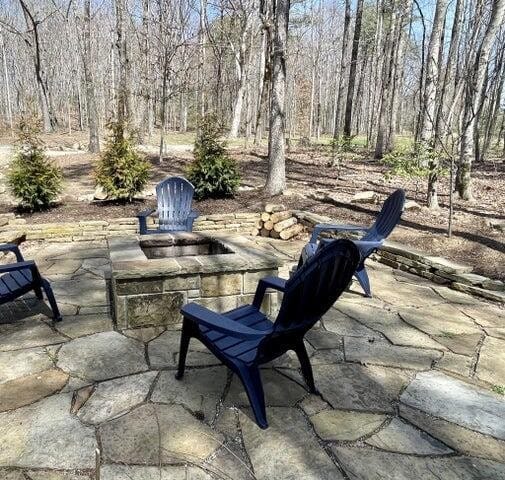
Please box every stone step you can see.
[399,371,505,462]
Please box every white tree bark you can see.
[265,0,290,195]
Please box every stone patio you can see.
[0,237,504,479]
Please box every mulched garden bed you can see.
[0,145,503,281]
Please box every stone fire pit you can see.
[109,232,282,329]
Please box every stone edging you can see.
[0,212,260,243]
[294,210,505,303]
[1,209,503,303]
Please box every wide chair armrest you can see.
[137,209,157,234]
[0,243,24,262]
[181,302,271,339]
[253,276,287,309]
[186,209,199,231]
[310,223,369,243]
[137,208,156,219]
[353,240,383,261]
[0,260,37,274]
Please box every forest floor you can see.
[0,130,503,281]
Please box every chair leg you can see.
[295,342,318,394]
[238,366,268,429]
[33,284,43,300]
[175,319,191,380]
[41,279,62,322]
[355,264,372,298]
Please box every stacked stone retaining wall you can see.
[0,212,260,243]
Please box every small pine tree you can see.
[8,118,63,211]
[95,121,150,201]
[187,114,240,199]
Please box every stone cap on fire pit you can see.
[109,232,282,280]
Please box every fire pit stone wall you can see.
[109,232,283,329]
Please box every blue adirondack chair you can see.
[0,243,62,321]
[299,189,405,297]
[137,176,199,234]
[176,238,360,429]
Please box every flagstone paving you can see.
[0,239,504,479]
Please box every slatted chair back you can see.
[271,239,359,337]
[362,189,405,242]
[156,177,195,231]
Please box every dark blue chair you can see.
[176,239,360,429]
[299,189,405,297]
[137,176,199,234]
[0,243,62,321]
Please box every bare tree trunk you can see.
[374,2,397,159]
[333,0,351,140]
[197,0,207,120]
[265,0,290,195]
[422,0,448,208]
[0,33,13,132]
[254,23,269,145]
[115,0,130,128]
[343,0,364,140]
[82,0,100,152]
[139,0,152,143]
[19,0,56,132]
[457,0,505,200]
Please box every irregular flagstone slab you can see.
[401,404,505,463]
[460,304,505,328]
[43,244,108,261]
[333,446,505,480]
[77,371,157,424]
[344,337,442,370]
[305,327,343,350]
[0,471,26,480]
[475,336,505,386]
[54,314,113,339]
[71,385,94,414]
[432,332,483,357]
[51,278,107,306]
[435,352,472,377]
[57,331,147,381]
[338,292,386,309]
[432,286,480,305]
[300,394,332,417]
[0,393,97,469]
[310,348,345,365]
[399,304,481,336]
[206,444,255,480]
[123,326,166,343]
[313,363,413,413]
[485,327,505,340]
[148,329,219,368]
[226,369,306,407]
[151,367,227,421]
[399,304,482,355]
[240,407,345,480]
[365,417,453,455]
[0,319,67,352]
[100,465,186,480]
[0,368,68,412]
[99,403,224,464]
[43,259,83,276]
[337,303,445,350]
[322,308,384,339]
[310,409,386,441]
[0,347,53,383]
[372,278,445,308]
[400,371,505,440]
[26,471,93,480]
